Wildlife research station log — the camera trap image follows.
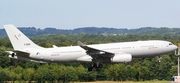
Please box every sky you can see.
[0,0,180,29]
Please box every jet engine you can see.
[111,54,132,63]
[8,51,16,58]
[7,51,18,59]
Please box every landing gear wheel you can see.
[88,63,103,71]
[88,67,93,71]
[98,64,103,68]
[93,63,97,68]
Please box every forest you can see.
[0,34,179,82]
[1,26,180,38]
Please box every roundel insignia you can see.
[18,34,21,37]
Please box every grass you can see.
[76,81,172,83]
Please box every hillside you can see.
[0,27,180,37]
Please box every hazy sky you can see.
[0,0,180,29]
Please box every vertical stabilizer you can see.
[4,24,43,50]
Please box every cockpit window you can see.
[169,43,173,45]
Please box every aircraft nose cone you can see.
[174,45,178,50]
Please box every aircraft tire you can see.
[88,67,93,71]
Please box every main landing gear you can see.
[88,63,103,71]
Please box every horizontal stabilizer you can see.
[13,50,30,56]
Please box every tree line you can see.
[1,27,180,38]
[0,34,179,82]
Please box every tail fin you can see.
[4,24,43,50]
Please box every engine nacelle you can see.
[7,51,16,57]
[111,54,132,63]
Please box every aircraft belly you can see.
[43,52,86,62]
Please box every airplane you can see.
[4,24,177,71]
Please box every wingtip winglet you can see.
[78,41,86,46]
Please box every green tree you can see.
[124,65,137,81]
[0,47,10,68]
[105,64,126,81]
[0,68,8,82]
[75,65,88,81]
[8,67,17,83]
[66,66,78,82]
[23,68,35,82]
[169,66,178,76]
[157,55,175,80]
[14,66,24,81]
[34,64,49,83]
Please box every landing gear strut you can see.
[157,56,162,62]
[88,63,103,71]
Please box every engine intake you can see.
[11,53,15,57]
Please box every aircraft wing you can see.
[78,41,114,58]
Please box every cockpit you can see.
[169,43,173,45]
